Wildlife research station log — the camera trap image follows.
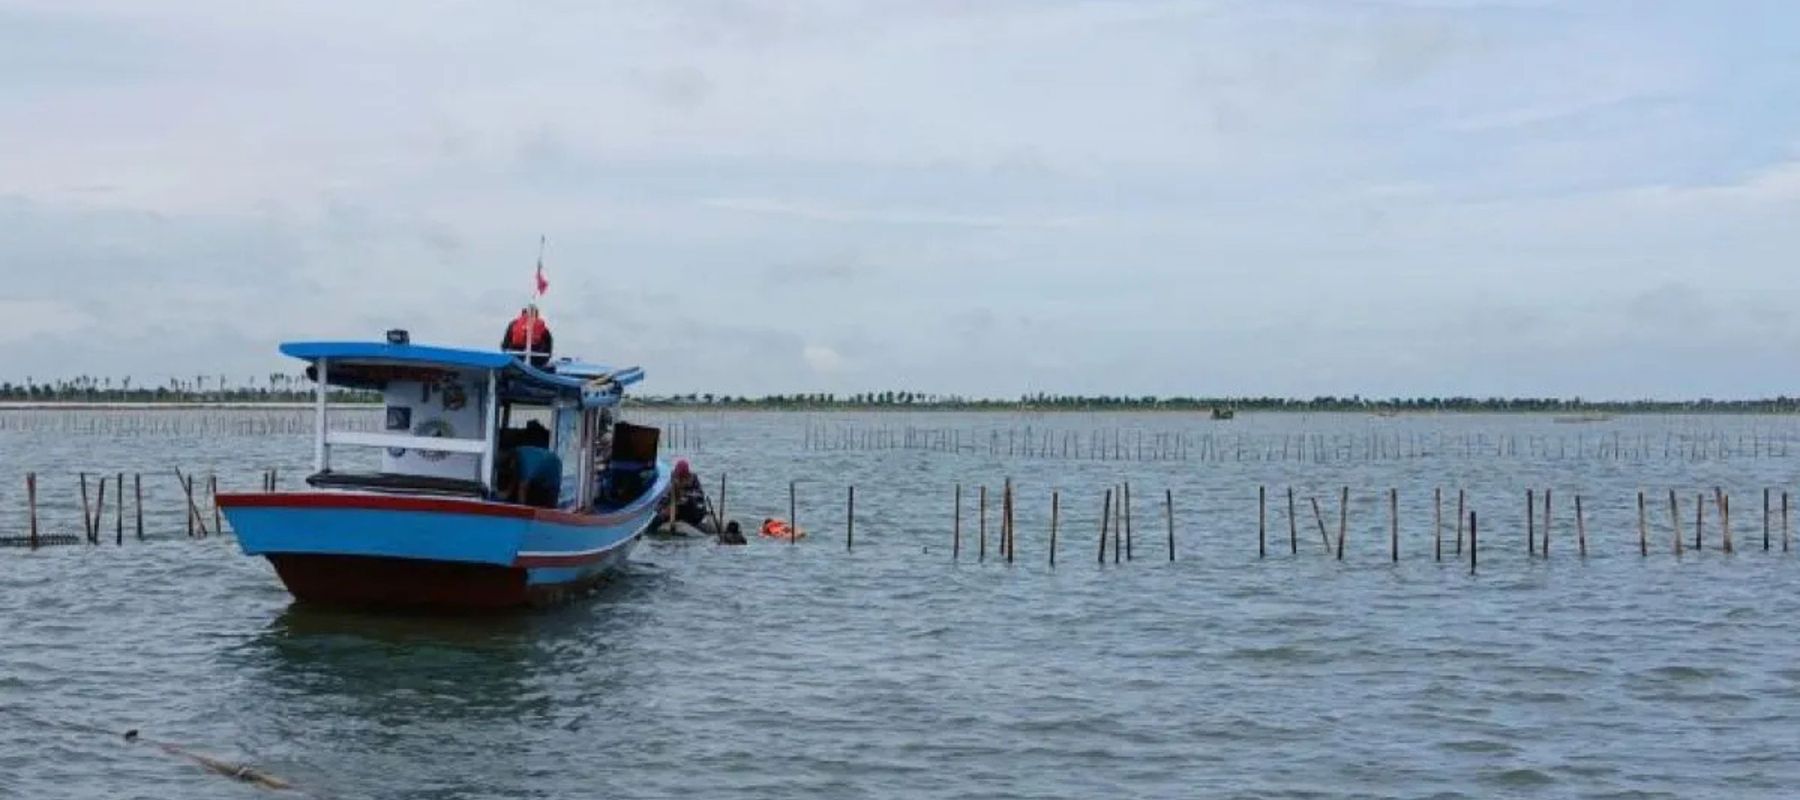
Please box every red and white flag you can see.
[532,234,547,297]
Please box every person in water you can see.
[660,459,711,529]
[500,305,554,367]
[496,445,562,508]
[718,520,746,545]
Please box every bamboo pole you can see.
[1719,488,1732,554]
[953,483,961,560]
[1049,490,1059,568]
[979,485,987,562]
[1336,486,1347,561]
[183,473,195,537]
[210,473,221,535]
[1166,488,1176,562]
[92,477,106,545]
[1575,494,1586,558]
[1670,490,1682,556]
[115,471,124,546]
[718,472,727,534]
[1470,510,1478,575]
[134,474,143,540]
[1543,488,1552,559]
[1637,491,1648,557]
[789,480,797,547]
[1003,479,1013,564]
[1124,482,1134,561]
[1695,492,1704,551]
[26,475,38,551]
[845,485,854,552]
[1389,488,1398,563]
[1526,489,1535,556]
[1257,486,1266,559]
[1113,484,1122,564]
[1434,487,1442,562]
[1783,491,1790,553]
[80,473,94,543]
[1310,497,1330,552]
[1764,488,1771,552]
[1098,488,1112,564]
[1287,487,1297,555]
[1456,489,1465,556]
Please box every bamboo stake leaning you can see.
[209,473,221,535]
[1336,487,1348,561]
[1575,494,1587,558]
[1113,484,1122,564]
[91,477,107,546]
[1098,488,1112,564]
[80,473,94,544]
[1310,497,1330,552]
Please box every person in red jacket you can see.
[500,305,553,367]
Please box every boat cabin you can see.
[281,336,655,511]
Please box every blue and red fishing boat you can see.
[218,331,669,609]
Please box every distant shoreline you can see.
[1,400,1797,416]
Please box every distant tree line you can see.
[0,374,374,404]
[632,392,1800,414]
[7,378,1800,413]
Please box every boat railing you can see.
[324,430,489,456]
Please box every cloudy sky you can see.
[2,0,1797,399]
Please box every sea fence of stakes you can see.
[803,423,1800,463]
[5,467,1794,578]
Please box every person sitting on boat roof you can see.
[500,305,554,368]
[496,445,562,508]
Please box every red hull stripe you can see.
[217,492,652,528]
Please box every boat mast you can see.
[313,357,329,474]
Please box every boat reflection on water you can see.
[216,568,669,798]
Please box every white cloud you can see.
[802,344,846,375]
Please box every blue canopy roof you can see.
[279,341,642,408]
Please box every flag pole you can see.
[524,235,546,360]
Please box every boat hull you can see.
[219,483,665,610]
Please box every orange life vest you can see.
[504,314,550,350]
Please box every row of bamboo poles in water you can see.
[6,469,1795,572]
[797,480,1794,574]
[804,424,1800,462]
[1,469,246,548]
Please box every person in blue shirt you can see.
[497,445,562,508]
